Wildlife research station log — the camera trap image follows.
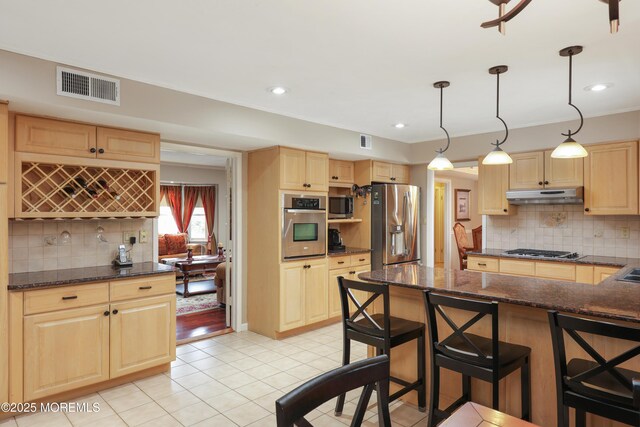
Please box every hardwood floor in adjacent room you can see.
[176,308,229,342]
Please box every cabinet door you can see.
[305,260,328,324]
[372,161,393,183]
[279,148,306,191]
[23,305,110,401]
[543,150,583,188]
[0,185,8,404]
[593,266,620,284]
[345,266,371,313]
[97,127,160,164]
[110,295,176,378]
[509,152,544,190]
[584,141,638,215]
[15,115,97,158]
[329,160,355,184]
[279,262,306,331]
[478,157,515,215]
[305,152,329,192]
[0,103,8,184]
[392,164,410,184]
[328,267,351,318]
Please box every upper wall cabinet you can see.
[583,141,638,215]
[0,102,8,184]
[16,115,160,164]
[371,161,410,184]
[279,147,328,192]
[329,159,354,185]
[509,150,583,190]
[478,156,515,215]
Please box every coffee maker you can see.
[328,228,345,252]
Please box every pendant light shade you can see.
[482,65,512,165]
[428,152,454,170]
[428,81,454,171]
[483,146,513,165]
[552,46,588,159]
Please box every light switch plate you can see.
[139,230,148,244]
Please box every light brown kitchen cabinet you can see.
[0,102,8,184]
[478,157,515,215]
[304,262,329,324]
[16,114,97,159]
[0,185,7,405]
[593,266,621,283]
[371,161,410,184]
[327,254,371,319]
[329,159,355,184]
[584,141,638,215]
[328,267,349,318]
[509,151,583,190]
[279,147,328,192]
[279,258,328,332]
[110,294,176,378]
[23,304,110,401]
[96,127,160,164]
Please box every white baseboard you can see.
[237,323,249,332]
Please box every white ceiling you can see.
[0,0,638,144]
[160,143,229,168]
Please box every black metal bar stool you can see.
[335,277,426,416]
[548,310,640,427]
[422,291,531,427]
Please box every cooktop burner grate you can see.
[503,249,580,259]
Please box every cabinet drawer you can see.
[110,274,175,302]
[24,282,109,315]
[350,253,371,267]
[467,256,499,272]
[535,262,576,281]
[329,255,351,270]
[499,259,535,276]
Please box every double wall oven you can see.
[282,193,326,260]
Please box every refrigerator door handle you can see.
[403,192,411,256]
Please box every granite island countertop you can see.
[8,262,176,291]
[327,247,372,257]
[467,248,638,268]
[359,264,640,324]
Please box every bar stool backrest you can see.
[424,292,499,369]
[548,311,640,410]
[338,276,391,349]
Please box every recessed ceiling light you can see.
[394,123,406,129]
[584,83,612,92]
[269,86,288,95]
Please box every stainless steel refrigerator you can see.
[371,184,420,270]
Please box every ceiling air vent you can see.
[360,134,372,150]
[56,66,120,106]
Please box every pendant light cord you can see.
[494,71,509,147]
[562,52,584,138]
[437,84,451,154]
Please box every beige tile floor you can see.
[1,323,427,427]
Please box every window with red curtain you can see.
[182,186,200,232]
[160,185,184,232]
[199,186,216,249]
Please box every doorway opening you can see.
[434,182,445,268]
[158,143,240,344]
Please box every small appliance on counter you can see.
[328,228,345,252]
[328,195,354,219]
[113,244,133,268]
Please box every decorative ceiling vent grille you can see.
[56,66,120,105]
[360,134,372,150]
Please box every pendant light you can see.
[551,46,588,159]
[428,81,454,171]
[483,66,513,165]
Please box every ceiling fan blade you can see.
[481,0,533,28]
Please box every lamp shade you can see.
[428,152,454,170]
[482,146,513,165]
[550,136,588,158]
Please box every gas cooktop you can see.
[502,249,582,259]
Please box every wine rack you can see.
[16,156,158,218]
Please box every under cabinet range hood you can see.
[506,187,584,205]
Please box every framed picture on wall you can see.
[455,189,471,221]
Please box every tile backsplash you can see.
[8,219,154,273]
[486,205,640,258]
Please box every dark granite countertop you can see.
[8,262,176,291]
[327,247,372,257]
[467,248,635,268]
[359,264,640,324]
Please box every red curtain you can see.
[200,186,216,249]
[182,186,200,232]
[160,185,184,232]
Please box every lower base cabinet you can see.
[328,253,371,318]
[279,258,328,332]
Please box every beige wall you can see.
[410,110,640,164]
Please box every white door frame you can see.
[157,142,244,333]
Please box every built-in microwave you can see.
[328,195,354,219]
[282,194,327,260]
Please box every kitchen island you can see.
[359,264,640,427]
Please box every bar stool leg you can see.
[335,337,351,416]
[418,330,426,412]
[376,379,392,427]
[557,404,569,427]
[462,375,471,402]
[427,364,440,427]
[492,372,500,410]
[521,356,531,421]
[575,409,586,427]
